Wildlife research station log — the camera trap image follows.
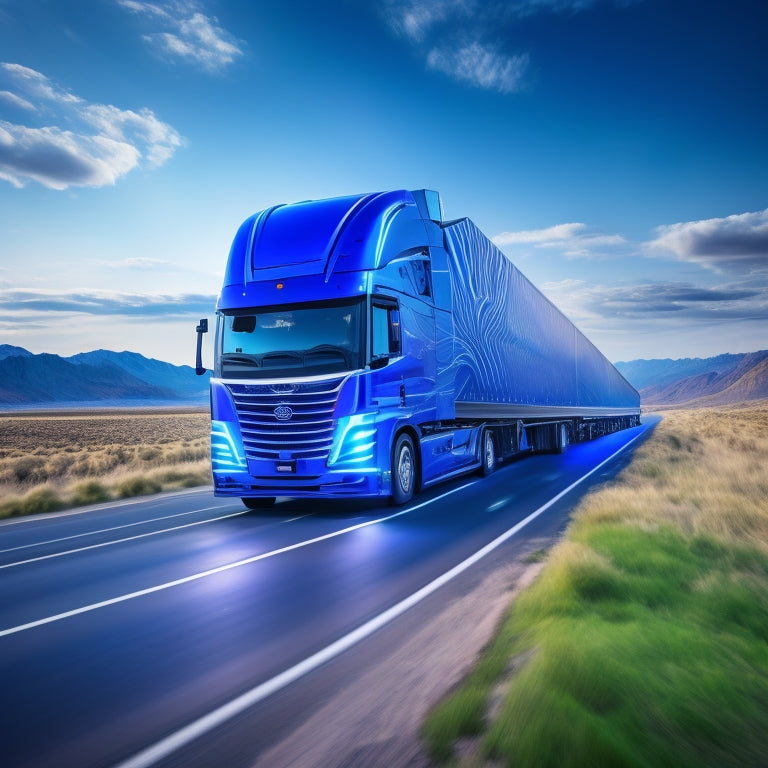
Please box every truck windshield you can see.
[219,297,364,379]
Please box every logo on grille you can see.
[274,404,293,421]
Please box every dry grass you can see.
[574,401,768,551]
[0,409,210,518]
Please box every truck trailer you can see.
[195,189,640,507]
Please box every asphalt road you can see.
[0,417,658,768]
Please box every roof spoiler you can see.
[410,189,443,223]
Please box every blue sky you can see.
[1,0,766,366]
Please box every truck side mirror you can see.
[195,318,208,376]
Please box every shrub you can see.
[70,480,111,506]
[13,456,46,483]
[116,476,162,498]
[0,487,66,519]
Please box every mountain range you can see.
[0,346,209,407]
[0,345,766,409]
[614,350,768,407]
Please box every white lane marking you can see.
[487,498,509,512]
[0,509,250,571]
[0,480,478,638]
[0,506,234,555]
[112,425,649,768]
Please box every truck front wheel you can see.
[391,433,416,505]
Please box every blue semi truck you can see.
[195,189,640,507]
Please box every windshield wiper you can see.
[259,350,304,368]
[221,353,259,366]
[304,344,353,366]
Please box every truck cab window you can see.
[372,303,401,361]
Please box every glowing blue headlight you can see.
[211,420,247,471]
[328,414,377,466]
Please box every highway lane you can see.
[0,417,658,768]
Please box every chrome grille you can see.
[227,376,346,460]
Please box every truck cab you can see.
[201,189,460,506]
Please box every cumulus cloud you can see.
[648,209,768,275]
[0,63,182,190]
[427,43,529,94]
[0,289,216,317]
[117,0,244,72]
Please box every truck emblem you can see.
[274,404,293,421]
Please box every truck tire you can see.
[242,497,276,510]
[391,433,416,505]
[480,428,497,477]
[556,423,569,454]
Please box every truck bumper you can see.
[210,417,390,499]
[212,467,387,499]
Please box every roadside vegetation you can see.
[0,410,210,519]
[423,401,768,767]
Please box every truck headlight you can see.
[328,413,377,466]
[211,420,247,471]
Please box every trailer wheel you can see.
[480,429,497,477]
[242,497,276,510]
[557,423,569,454]
[391,433,416,505]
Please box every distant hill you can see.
[0,347,209,408]
[0,344,33,361]
[616,351,768,407]
[67,350,206,401]
[614,353,746,392]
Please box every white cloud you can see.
[1,62,81,105]
[385,0,471,42]
[101,257,171,270]
[383,0,633,93]
[427,42,529,93]
[493,221,625,257]
[0,288,216,317]
[494,222,586,245]
[0,63,182,190]
[0,89,35,111]
[648,209,768,275]
[116,0,169,18]
[550,278,763,316]
[538,277,768,360]
[118,0,244,72]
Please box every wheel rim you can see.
[485,432,495,469]
[397,444,413,493]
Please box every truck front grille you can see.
[226,376,346,461]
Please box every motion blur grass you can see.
[423,402,768,767]
[0,409,210,518]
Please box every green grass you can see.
[422,403,768,767]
